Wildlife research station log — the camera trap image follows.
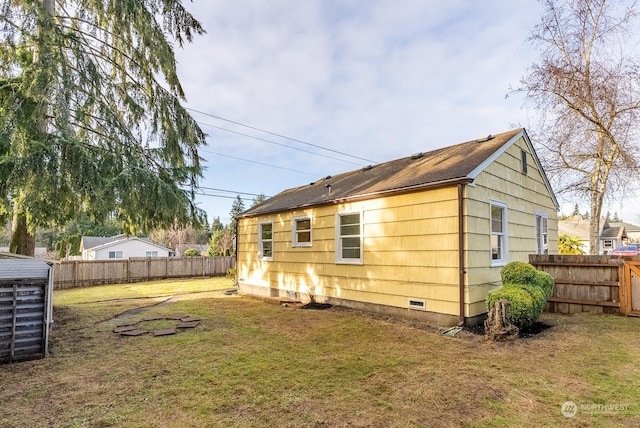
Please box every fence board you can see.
[530,254,624,314]
[52,256,235,290]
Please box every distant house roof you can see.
[80,235,169,252]
[80,235,126,251]
[240,128,558,218]
[558,217,629,241]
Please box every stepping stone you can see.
[152,328,177,336]
[113,325,138,333]
[142,315,164,321]
[120,329,149,336]
[166,314,189,320]
[180,316,201,323]
[177,321,200,329]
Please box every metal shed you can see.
[0,258,54,363]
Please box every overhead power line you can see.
[198,186,270,198]
[197,120,365,167]
[199,148,322,177]
[187,107,378,164]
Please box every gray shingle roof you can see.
[241,128,523,218]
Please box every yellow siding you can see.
[464,136,559,317]
[238,188,462,316]
[238,135,559,323]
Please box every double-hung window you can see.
[490,201,507,265]
[535,212,548,254]
[259,221,273,260]
[336,211,362,264]
[108,251,123,259]
[146,251,158,257]
[292,217,312,247]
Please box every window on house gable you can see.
[336,211,363,264]
[259,222,273,260]
[535,213,548,254]
[293,217,312,247]
[108,251,123,259]
[490,201,507,265]
[521,149,528,174]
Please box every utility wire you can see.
[187,107,378,164]
[199,148,322,177]
[197,120,365,167]
[198,186,270,198]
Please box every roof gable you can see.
[241,128,557,217]
[81,235,170,252]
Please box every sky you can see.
[173,0,639,225]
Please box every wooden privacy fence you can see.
[53,256,235,290]
[529,254,639,316]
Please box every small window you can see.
[603,240,613,249]
[521,149,528,174]
[292,217,312,247]
[490,201,507,265]
[259,222,273,260]
[336,211,363,264]
[108,251,123,259]
[146,251,158,257]
[535,213,548,255]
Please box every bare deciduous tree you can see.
[518,0,640,253]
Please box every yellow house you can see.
[236,128,559,326]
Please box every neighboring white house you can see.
[558,216,636,254]
[80,235,172,260]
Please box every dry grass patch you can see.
[1,280,639,427]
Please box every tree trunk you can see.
[485,299,519,342]
[9,212,36,256]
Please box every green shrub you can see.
[184,248,201,257]
[500,261,538,285]
[487,284,537,329]
[534,271,554,298]
[519,283,546,320]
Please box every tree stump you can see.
[485,299,519,341]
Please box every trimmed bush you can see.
[486,261,555,330]
[487,284,537,329]
[534,271,554,298]
[183,248,201,257]
[500,261,538,285]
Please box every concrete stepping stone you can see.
[142,315,164,321]
[113,325,138,333]
[152,328,177,336]
[120,329,149,336]
[166,314,189,320]
[180,316,201,323]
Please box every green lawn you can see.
[1,279,638,427]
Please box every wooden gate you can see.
[621,261,640,317]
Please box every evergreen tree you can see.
[229,196,245,236]
[0,1,206,255]
[211,216,225,232]
[572,203,580,216]
[251,193,267,207]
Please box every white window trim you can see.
[258,221,274,261]
[603,240,613,249]
[335,210,364,265]
[146,251,158,257]
[490,200,508,267]
[292,215,312,247]
[108,250,123,259]
[535,211,549,255]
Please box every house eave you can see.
[239,177,474,219]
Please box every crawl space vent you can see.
[408,298,426,310]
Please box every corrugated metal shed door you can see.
[0,260,52,363]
